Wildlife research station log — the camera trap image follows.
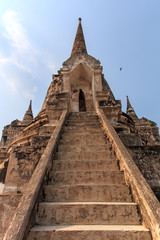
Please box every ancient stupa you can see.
[0,18,160,240]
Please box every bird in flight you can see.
[120,67,122,71]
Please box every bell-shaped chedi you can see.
[0,19,160,240]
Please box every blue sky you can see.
[0,0,160,137]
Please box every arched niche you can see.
[68,62,94,112]
[61,55,103,112]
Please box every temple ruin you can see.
[0,18,160,240]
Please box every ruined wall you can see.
[116,117,160,147]
[134,117,160,145]
[128,146,160,201]
[0,149,8,165]
[96,77,122,125]
[4,135,50,193]
[41,74,63,111]
[0,194,22,239]
[0,100,34,148]
[0,120,25,147]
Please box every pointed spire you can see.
[126,96,138,119]
[127,96,132,110]
[22,100,33,125]
[28,100,32,113]
[71,18,87,56]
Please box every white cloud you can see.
[0,10,38,98]
[0,10,57,101]
[2,10,31,52]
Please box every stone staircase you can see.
[27,112,151,240]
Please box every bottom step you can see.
[28,225,151,240]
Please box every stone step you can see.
[61,131,105,138]
[66,117,100,121]
[67,117,99,121]
[69,111,97,115]
[43,184,132,202]
[68,115,98,117]
[36,202,141,225]
[55,151,113,160]
[58,144,110,152]
[65,124,101,128]
[65,122,101,127]
[59,137,107,146]
[68,113,98,118]
[61,133,106,142]
[66,119,100,123]
[68,113,98,117]
[48,171,125,185]
[27,225,151,240]
[63,125,103,130]
[52,159,118,171]
[63,129,103,135]
[63,125,102,131]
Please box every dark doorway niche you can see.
[79,89,86,111]
[3,136,7,144]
